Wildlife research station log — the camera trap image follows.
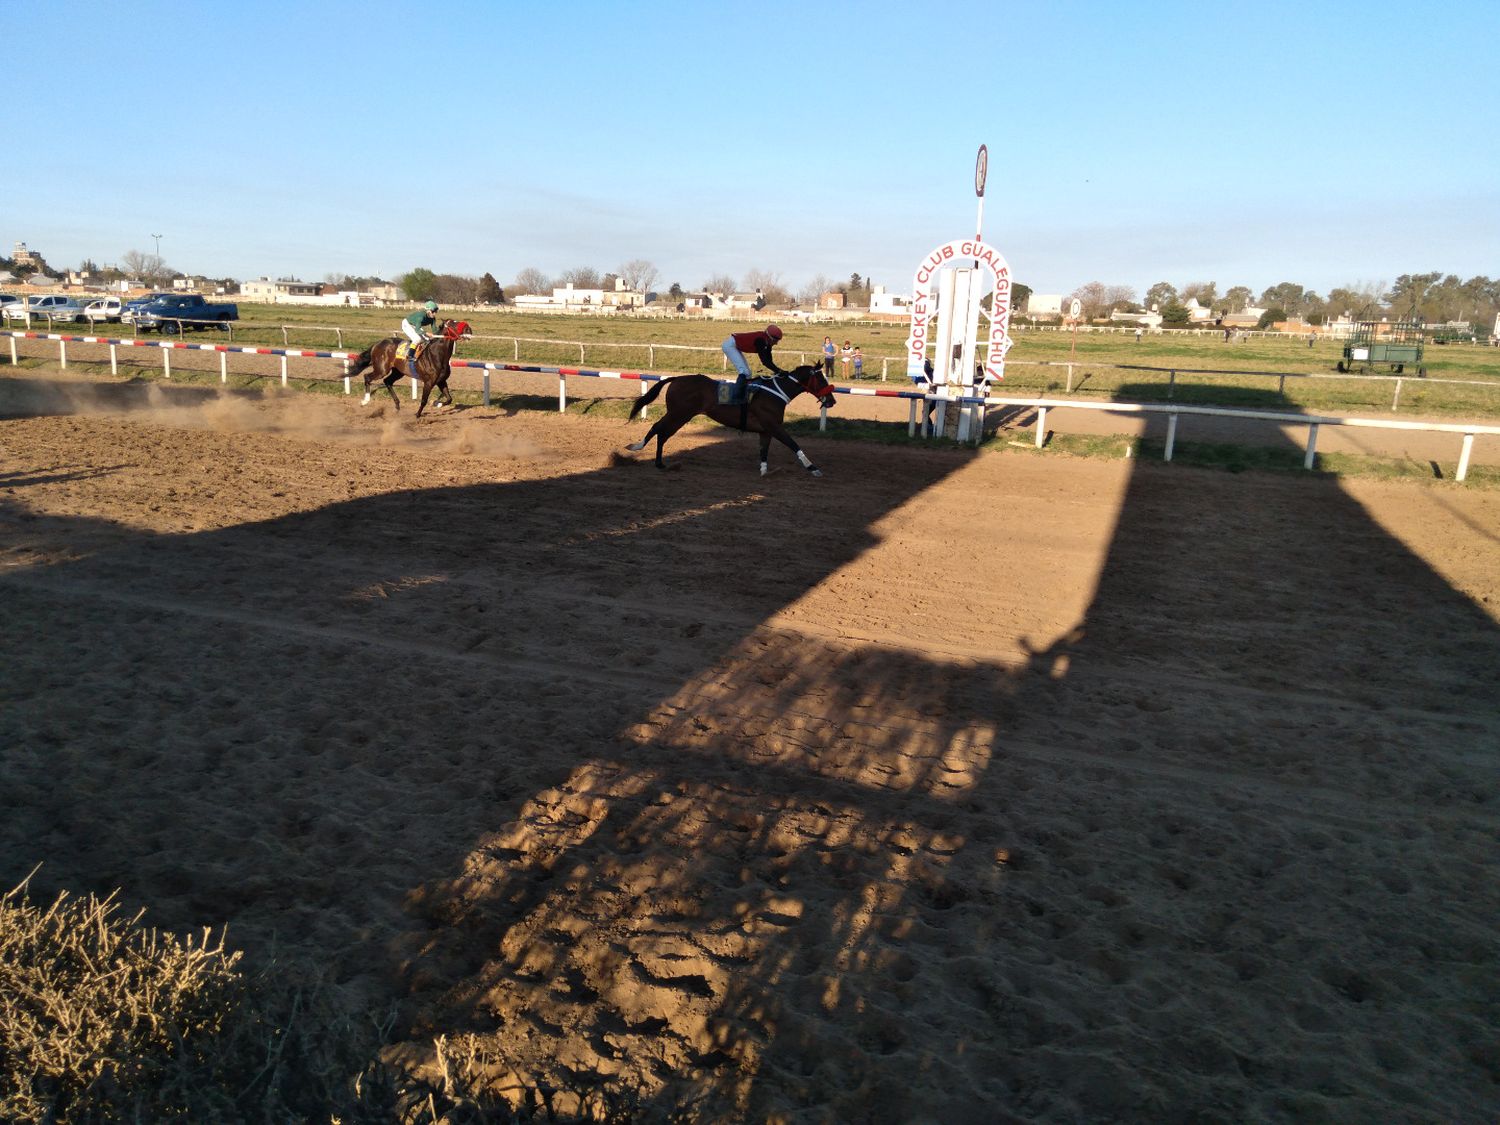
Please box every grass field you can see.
[194,304,1500,420]
[12,303,1500,423]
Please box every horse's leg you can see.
[416,374,435,418]
[758,431,774,476]
[643,413,692,469]
[383,359,404,410]
[626,418,662,452]
[767,422,822,476]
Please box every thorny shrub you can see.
[0,872,648,1123]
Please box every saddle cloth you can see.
[397,341,425,364]
[717,377,768,406]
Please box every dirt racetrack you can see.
[2,368,1498,1122]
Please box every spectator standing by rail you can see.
[822,336,836,378]
[840,340,854,379]
[853,347,864,379]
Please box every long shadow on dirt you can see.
[1,378,1496,1120]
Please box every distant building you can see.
[869,285,911,317]
[512,279,647,314]
[1222,306,1265,330]
[1183,297,1216,324]
[240,277,323,302]
[12,242,40,267]
[818,291,846,310]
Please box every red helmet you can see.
[766,324,783,342]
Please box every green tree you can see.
[1259,282,1306,314]
[401,267,437,302]
[1181,281,1218,310]
[477,273,503,304]
[1223,286,1253,313]
[1161,301,1191,326]
[668,282,683,299]
[1145,281,1177,311]
[1011,282,1033,311]
[1257,307,1287,330]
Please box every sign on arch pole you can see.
[903,143,1014,443]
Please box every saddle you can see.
[397,340,427,366]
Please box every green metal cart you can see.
[1337,317,1425,376]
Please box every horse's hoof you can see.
[811,469,824,477]
[361,395,371,406]
[627,440,646,452]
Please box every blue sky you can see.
[5,0,1495,300]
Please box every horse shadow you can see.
[1,376,1496,1120]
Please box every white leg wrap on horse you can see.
[361,393,371,406]
[760,462,768,476]
[797,450,813,468]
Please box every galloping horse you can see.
[348,319,472,417]
[625,364,837,476]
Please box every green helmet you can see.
[424,300,438,311]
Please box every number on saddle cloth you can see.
[717,376,763,406]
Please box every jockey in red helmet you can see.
[722,324,783,404]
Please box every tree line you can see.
[1067,274,1500,331]
[9,248,1495,334]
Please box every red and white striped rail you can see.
[6,330,1496,480]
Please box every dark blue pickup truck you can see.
[132,293,239,333]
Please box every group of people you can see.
[821,336,862,379]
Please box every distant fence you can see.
[6,329,1499,482]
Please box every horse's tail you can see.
[627,376,670,421]
[347,347,373,381]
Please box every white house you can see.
[869,285,911,316]
[240,277,323,302]
[1183,297,1216,324]
[513,279,646,314]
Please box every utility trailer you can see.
[1337,317,1424,376]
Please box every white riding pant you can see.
[401,321,424,347]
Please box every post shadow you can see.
[1,376,1496,1120]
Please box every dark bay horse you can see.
[349,319,472,417]
[625,364,836,476]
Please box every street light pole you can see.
[151,233,162,258]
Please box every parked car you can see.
[2,295,87,322]
[132,293,239,333]
[121,293,172,324]
[83,297,125,323]
[0,293,21,314]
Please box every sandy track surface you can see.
[2,370,1497,1121]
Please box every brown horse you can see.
[349,319,472,417]
[625,364,836,476]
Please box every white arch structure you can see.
[904,238,1016,439]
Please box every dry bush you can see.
[0,872,647,1123]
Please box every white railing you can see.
[6,329,1498,482]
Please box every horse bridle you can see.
[785,365,834,404]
